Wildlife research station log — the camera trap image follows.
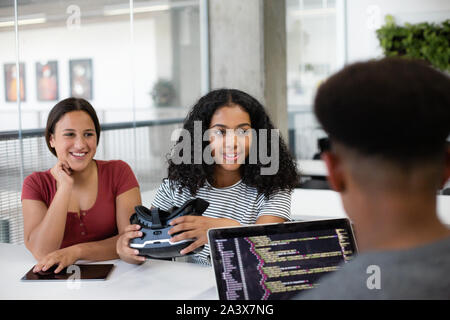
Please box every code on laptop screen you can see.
[210,220,357,300]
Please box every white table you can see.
[290,189,450,226]
[291,189,346,221]
[0,243,218,300]
[297,160,327,177]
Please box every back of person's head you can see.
[45,97,101,156]
[314,57,450,192]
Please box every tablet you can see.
[21,264,115,281]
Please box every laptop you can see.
[207,218,357,300]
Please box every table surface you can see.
[297,160,327,176]
[291,189,450,225]
[0,243,218,300]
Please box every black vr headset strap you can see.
[193,198,209,214]
[135,205,151,223]
[166,198,209,220]
[166,199,194,220]
[149,208,163,229]
[134,206,164,229]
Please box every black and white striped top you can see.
[151,178,292,265]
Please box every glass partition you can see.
[286,0,345,159]
[0,0,205,244]
[0,0,202,131]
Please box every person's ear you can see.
[440,146,450,188]
[321,151,346,192]
[49,134,57,149]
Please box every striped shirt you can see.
[151,178,292,265]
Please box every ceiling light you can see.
[103,4,170,16]
[0,17,46,28]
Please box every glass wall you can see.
[286,0,346,159]
[0,0,204,131]
[0,0,206,244]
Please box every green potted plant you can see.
[376,15,450,72]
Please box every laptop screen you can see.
[208,218,357,300]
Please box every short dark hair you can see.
[45,97,101,156]
[168,88,300,198]
[314,57,450,163]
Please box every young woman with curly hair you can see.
[117,89,300,265]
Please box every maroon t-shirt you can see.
[21,160,139,248]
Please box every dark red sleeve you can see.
[21,173,46,202]
[112,160,140,196]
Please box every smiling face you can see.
[208,104,252,173]
[49,110,97,172]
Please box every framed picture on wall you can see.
[4,63,26,102]
[69,59,93,100]
[36,61,59,101]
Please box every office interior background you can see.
[1,0,449,245]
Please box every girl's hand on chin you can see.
[51,160,74,187]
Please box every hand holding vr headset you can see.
[117,198,219,264]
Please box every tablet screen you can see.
[21,264,115,281]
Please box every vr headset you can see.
[129,198,209,259]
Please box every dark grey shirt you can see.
[294,236,450,300]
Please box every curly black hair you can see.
[167,88,300,198]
